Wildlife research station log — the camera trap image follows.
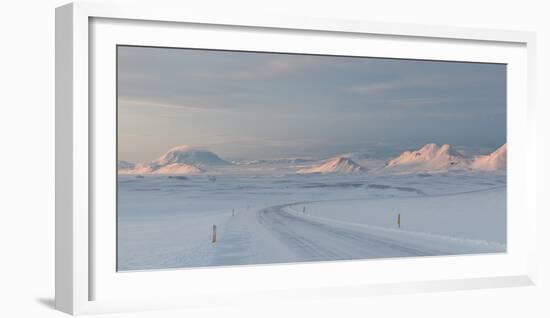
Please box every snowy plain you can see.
[117,164,506,271]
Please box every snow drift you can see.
[384,143,469,173]
[297,157,367,174]
[471,144,507,171]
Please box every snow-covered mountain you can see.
[384,143,469,173]
[297,157,367,174]
[150,145,229,168]
[118,145,229,175]
[471,144,507,171]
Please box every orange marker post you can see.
[397,213,401,229]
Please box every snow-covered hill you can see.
[384,143,469,173]
[471,144,507,171]
[297,157,367,174]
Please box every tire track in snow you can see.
[257,203,444,261]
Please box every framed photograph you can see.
[56,2,537,315]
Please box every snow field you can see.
[117,172,506,270]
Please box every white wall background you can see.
[0,0,548,317]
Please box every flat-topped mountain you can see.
[151,145,229,168]
[118,145,229,175]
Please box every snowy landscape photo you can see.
[117,46,506,271]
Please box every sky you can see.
[117,46,506,163]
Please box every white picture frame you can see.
[56,2,537,315]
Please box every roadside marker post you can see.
[212,225,217,243]
[397,213,401,229]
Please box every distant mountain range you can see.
[118,143,506,175]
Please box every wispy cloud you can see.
[346,74,490,96]
[118,97,212,112]
[347,76,438,95]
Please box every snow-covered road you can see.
[212,194,505,266]
[258,203,440,261]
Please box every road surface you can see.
[212,199,504,266]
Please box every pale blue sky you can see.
[117,46,506,163]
